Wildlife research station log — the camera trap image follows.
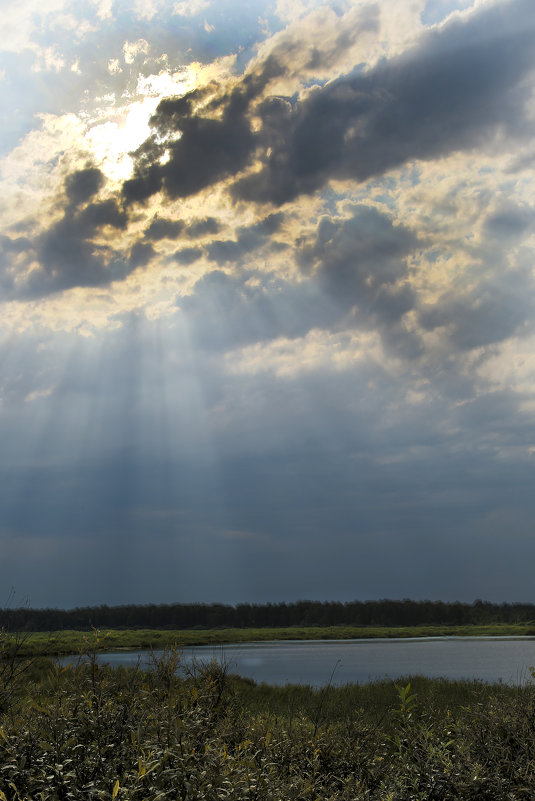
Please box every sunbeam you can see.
[1,0,535,606]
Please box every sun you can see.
[84,70,194,182]
[84,97,158,181]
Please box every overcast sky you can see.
[1,0,535,609]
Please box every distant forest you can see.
[2,599,535,632]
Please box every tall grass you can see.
[11,622,535,659]
[2,631,535,799]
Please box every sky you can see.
[1,0,535,609]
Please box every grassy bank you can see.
[2,640,535,799]
[7,622,535,658]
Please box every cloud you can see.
[108,58,122,74]
[123,39,150,65]
[29,203,128,296]
[179,205,418,355]
[179,267,326,351]
[0,235,32,255]
[94,0,114,20]
[121,56,285,205]
[129,241,156,268]
[122,91,255,203]
[171,246,204,264]
[418,265,535,351]
[206,212,285,265]
[177,196,535,366]
[113,0,535,213]
[0,235,34,295]
[254,0,381,87]
[144,216,185,240]
[297,205,419,357]
[64,167,106,207]
[415,197,535,353]
[0,0,69,54]
[299,206,416,307]
[483,203,535,241]
[144,215,223,243]
[6,165,136,297]
[3,0,535,610]
[186,216,221,238]
[173,0,210,17]
[233,0,535,204]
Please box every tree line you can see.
[2,598,535,632]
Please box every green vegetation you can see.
[5,598,535,632]
[2,628,535,799]
[10,623,535,659]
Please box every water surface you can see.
[67,636,535,687]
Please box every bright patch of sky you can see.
[421,0,477,26]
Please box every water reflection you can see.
[61,636,535,687]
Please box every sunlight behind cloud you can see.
[85,98,161,181]
[84,70,193,181]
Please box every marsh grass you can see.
[2,631,535,799]
[10,622,535,659]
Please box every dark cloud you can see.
[483,204,534,240]
[233,0,535,204]
[182,206,418,353]
[298,205,417,324]
[14,184,133,297]
[171,246,204,265]
[207,239,244,265]
[144,216,222,243]
[416,202,535,354]
[186,217,222,238]
[418,265,535,350]
[0,235,31,255]
[207,212,285,265]
[144,216,185,241]
[179,268,331,350]
[65,167,106,207]
[121,159,163,205]
[244,212,284,237]
[129,242,156,268]
[76,199,127,230]
[121,54,288,206]
[0,161,178,297]
[113,1,535,210]
[121,70,269,205]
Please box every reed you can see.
[8,622,535,658]
[1,632,535,799]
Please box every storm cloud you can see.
[121,56,285,205]
[235,0,535,204]
[113,0,535,209]
[298,206,417,319]
[2,0,535,609]
[25,197,130,297]
[419,266,535,350]
[207,213,285,265]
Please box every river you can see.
[62,636,535,687]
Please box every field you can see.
[8,622,535,658]
[2,629,535,799]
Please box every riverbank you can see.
[2,653,535,799]
[6,622,535,658]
